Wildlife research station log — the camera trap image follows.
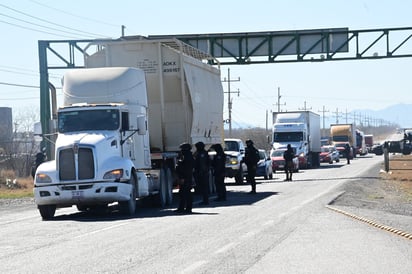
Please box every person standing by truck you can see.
[244,139,259,194]
[344,143,351,164]
[175,143,195,214]
[211,143,227,201]
[194,141,210,205]
[283,144,295,181]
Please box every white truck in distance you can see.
[33,39,224,220]
[271,111,321,169]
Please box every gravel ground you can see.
[330,160,412,235]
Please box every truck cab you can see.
[272,123,309,169]
[33,67,163,220]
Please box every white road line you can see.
[215,242,237,254]
[181,260,208,274]
[74,221,129,238]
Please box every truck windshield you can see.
[332,136,349,142]
[273,132,303,142]
[58,109,120,133]
[224,141,239,151]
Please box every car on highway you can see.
[270,148,299,173]
[256,149,273,179]
[371,143,383,155]
[320,145,340,164]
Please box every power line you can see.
[0,65,63,79]
[0,12,96,38]
[0,18,78,38]
[0,81,62,89]
[0,3,109,38]
[29,0,119,28]
[0,81,39,88]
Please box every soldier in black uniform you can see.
[31,152,45,179]
[244,139,259,194]
[283,144,295,181]
[175,143,195,214]
[344,143,351,164]
[194,141,210,205]
[211,143,227,201]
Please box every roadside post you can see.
[383,141,389,172]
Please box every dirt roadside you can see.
[330,154,412,235]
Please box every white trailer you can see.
[271,111,321,168]
[33,40,224,219]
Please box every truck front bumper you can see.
[33,182,132,206]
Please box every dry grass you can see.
[380,154,412,199]
[0,170,34,198]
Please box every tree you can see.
[0,108,41,177]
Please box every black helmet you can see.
[179,142,192,151]
[211,143,223,151]
[195,141,205,150]
[246,139,253,145]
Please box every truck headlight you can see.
[103,169,124,180]
[35,173,52,184]
[229,158,238,165]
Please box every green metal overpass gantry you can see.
[38,27,412,158]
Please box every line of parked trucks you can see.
[32,37,375,220]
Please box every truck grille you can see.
[59,148,95,180]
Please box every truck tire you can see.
[165,168,173,205]
[157,168,168,208]
[119,173,137,216]
[235,166,244,184]
[38,205,56,220]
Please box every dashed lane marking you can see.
[326,205,412,241]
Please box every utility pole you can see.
[343,108,350,124]
[318,105,329,137]
[274,87,286,112]
[299,101,312,111]
[333,108,342,124]
[222,68,240,137]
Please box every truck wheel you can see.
[38,205,56,220]
[157,169,168,208]
[235,166,244,184]
[119,174,137,216]
[165,168,173,205]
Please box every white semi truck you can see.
[33,39,224,219]
[271,111,321,169]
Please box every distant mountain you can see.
[352,103,412,129]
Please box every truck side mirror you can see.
[33,122,43,142]
[137,115,147,135]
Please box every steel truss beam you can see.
[38,27,412,157]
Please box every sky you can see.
[1,0,412,131]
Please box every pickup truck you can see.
[224,138,245,184]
